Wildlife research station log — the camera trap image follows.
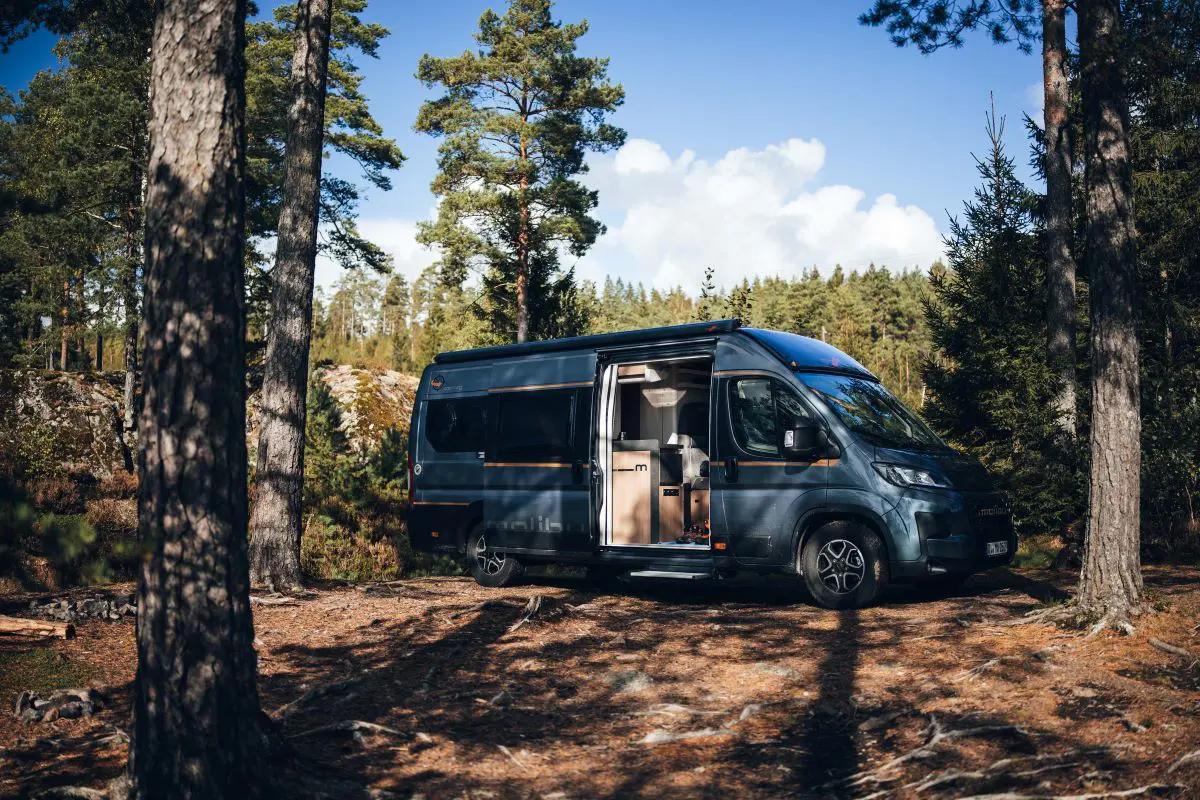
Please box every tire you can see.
[800,521,889,609]
[467,526,524,588]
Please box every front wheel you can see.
[467,527,524,588]
[800,521,888,609]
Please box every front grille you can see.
[969,503,1014,553]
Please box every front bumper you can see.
[889,490,1016,580]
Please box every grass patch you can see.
[1013,533,1061,569]
[0,647,98,700]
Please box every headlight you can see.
[873,462,953,490]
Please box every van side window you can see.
[426,397,488,453]
[495,389,574,461]
[730,378,777,456]
[730,378,815,458]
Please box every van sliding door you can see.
[484,354,596,556]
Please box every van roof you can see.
[432,320,877,380]
[433,319,742,364]
[741,328,877,381]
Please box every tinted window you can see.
[800,373,945,451]
[730,378,777,456]
[425,397,488,453]
[730,378,815,458]
[496,390,574,461]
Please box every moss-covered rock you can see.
[0,370,132,479]
[247,365,418,462]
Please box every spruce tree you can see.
[923,112,1081,534]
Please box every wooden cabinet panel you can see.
[612,450,651,544]
[659,486,684,542]
[688,488,710,527]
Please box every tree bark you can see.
[1077,0,1144,628]
[130,0,268,797]
[516,176,530,344]
[123,159,144,439]
[1043,0,1078,437]
[248,0,334,591]
[60,277,68,370]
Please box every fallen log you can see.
[0,614,74,639]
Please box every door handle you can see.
[724,456,739,483]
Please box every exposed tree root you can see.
[1001,602,1140,637]
[1168,748,1200,773]
[274,676,364,720]
[292,720,402,748]
[1147,638,1194,659]
[955,784,1171,799]
[820,715,1031,791]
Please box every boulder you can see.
[247,365,418,461]
[0,370,131,478]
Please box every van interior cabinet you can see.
[688,487,709,527]
[612,449,652,544]
[658,486,684,542]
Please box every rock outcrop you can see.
[0,370,132,478]
[244,365,418,463]
[0,365,419,478]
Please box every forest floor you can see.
[1,566,1199,799]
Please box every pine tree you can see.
[132,0,268,794]
[415,0,624,343]
[250,0,336,592]
[1076,0,1144,630]
[860,0,1079,435]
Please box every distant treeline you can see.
[310,263,933,409]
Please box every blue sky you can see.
[1,0,1044,292]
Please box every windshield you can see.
[799,373,946,451]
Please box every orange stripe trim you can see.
[411,500,470,506]
[489,380,593,393]
[485,462,573,468]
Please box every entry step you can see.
[626,570,712,580]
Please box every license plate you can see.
[986,540,1008,557]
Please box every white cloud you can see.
[340,136,945,295]
[1026,82,1044,114]
[314,217,439,290]
[579,137,944,291]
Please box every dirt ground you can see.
[1,566,1198,799]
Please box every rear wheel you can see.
[800,521,888,609]
[467,527,524,588]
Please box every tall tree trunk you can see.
[60,278,69,370]
[130,0,268,796]
[124,160,144,439]
[516,185,530,344]
[248,0,334,591]
[1077,0,1144,630]
[1043,0,1078,437]
[515,120,530,344]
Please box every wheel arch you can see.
[792,505,892,571]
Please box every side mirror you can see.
[783,418,821,458]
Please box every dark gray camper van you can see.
[407,320,1014,609]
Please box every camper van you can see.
[406,320,1014,609]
